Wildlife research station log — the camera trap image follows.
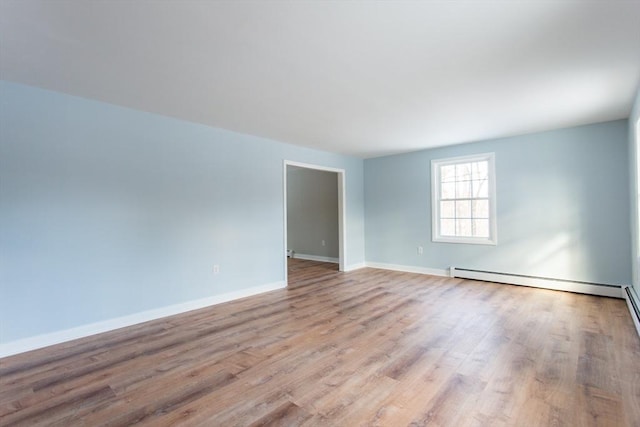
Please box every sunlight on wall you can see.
[525,232,572,273]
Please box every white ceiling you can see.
[1,1,639,158]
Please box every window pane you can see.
[456,163,472,181]
[441,182,455,199]
[441,165,456,183]
[472,200,489,218]
[472,179,488,198]
[473,219,489,237]
[456,180,471,198]
[456,200,471,218]
[441,219,456,236]
[456,219,472,236]
[472,161,488,180]
[440,201,455,218]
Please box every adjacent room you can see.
[1,1,639,425]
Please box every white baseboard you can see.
[365,262,449,277]
[0,281,285,358]
[293,253,339,263]
[451,268,623,298]
[344,262,367,272]
[624,286,640,337]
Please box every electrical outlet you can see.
[418,246,423,255]
[213,265,220,274]
[322,240,326,246]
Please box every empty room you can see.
[1,1,640,426]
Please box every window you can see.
[431,153,497,244]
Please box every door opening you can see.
[283,160,346,285]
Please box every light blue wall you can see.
[629,84,640,295]
[365,120,631,285]
[0,79,633,346]
[0,81,364,343]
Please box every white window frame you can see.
[431,152,497,245]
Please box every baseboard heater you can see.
[450,267,622,298]
[624,286,640,337]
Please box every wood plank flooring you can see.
[1,258,639,426]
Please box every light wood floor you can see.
[1,259,639,426]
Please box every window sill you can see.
[432,236,497,245]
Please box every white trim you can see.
[634,118,640,279]
[293,253,339,264]
[0,281,285,358]
[432,235,497,245]
[284,160,345,174]
[624,286,640,337]
[338,173,346,272]
[284,160,346,284]
[431,152,497,245]
[344,262,367,272]
[635,118,640,255]
[283,162,289,283]
[451,268,622,298]
[366,262,449,277]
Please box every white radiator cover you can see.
[624,286,640,337]
[450,268,623,298]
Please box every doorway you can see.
[283,160,346,285]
